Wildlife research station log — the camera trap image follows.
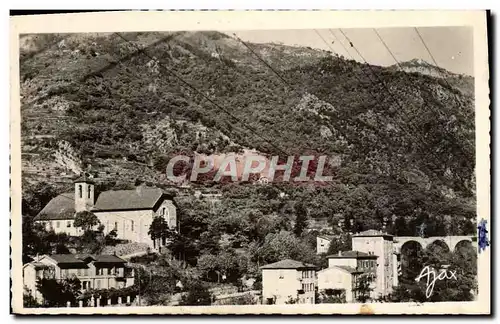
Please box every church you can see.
[34,174,178,248]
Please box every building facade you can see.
[23,254,135,303]
[316,235,333,254]
[317,250,378,302]
[261,259,317,305]
[317,266,362,303]
[92,186,177,247]
[351,230,397,297]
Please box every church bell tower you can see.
[74,173,95,212]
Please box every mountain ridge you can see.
[20,31,476,230]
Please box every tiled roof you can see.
[93,254,126,264]
[353,229,393,237]
[34,193,75,221]
[318,235,334,241]
[75,254,95,262]
[93,187,170,211]
[48,254,87,266]
[326,251,378,258]
[336,265,363,274]
[260,259,317,269]
[48,254,126,266]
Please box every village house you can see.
[351,229,398,297]
[317,250,378,302]
[23,253,135,303]
[260,259,317,305]
[34,174,178,248]
[316,235,333,254]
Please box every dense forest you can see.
[20,31,477,305]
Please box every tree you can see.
[105,229,118,246]
[36,277,82,307]
[326,234,352,256]
[353,274,374,303]
[23,288,40,308]
[293,202,308,237]
[148,217,172,249]
[251,230,318,265]
[74,211,100,232]
[179,280,212,306]
[197,249,244,284]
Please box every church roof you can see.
[34,192,75,221]
[93,187,171,211]
[260,259,317,270]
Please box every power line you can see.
[373,29,402,70]
[327,29,360,64]
[375,28,474,153]
[232,33,293,90]
[232,32,366,156]
[414,28,441,73]
[114,32,289,157]
[321,29,474,190]
[316,29,423,155]
[337,29,470,168]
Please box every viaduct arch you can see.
[393,236,477,254]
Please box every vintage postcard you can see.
[10,10,490,315]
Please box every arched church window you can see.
[88,185,91,199]
[79,185,82,198]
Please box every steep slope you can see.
[19,31,476,230]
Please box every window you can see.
[56,221,60,228]
[114,222,118,231]
[131,220,134,232]
[67,221,71,228]
[87,185,91,198]
[82,281,87,290]
[279,271,284,279]
[96,280,101,289]
[79,185,82,198]
[77,269,82,276]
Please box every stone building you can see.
[34,174,178,248]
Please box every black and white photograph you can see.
[10,10,490,315]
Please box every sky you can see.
[227,27,474,76]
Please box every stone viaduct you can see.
[393,235,477,253]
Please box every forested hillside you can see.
[20,31,476,237]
